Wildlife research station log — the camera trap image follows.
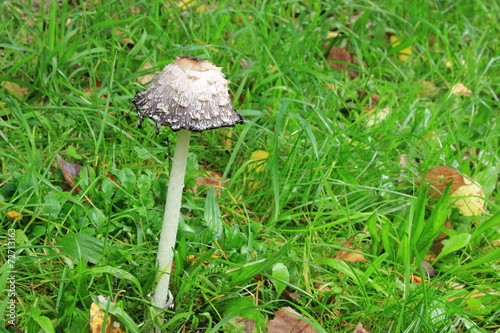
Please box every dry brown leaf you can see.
[420,165,465,198]
[137,62,155,85]
[229,317,256,333]
[334,236,368,262]
[194,167,226,196]
[313,278,336,304]
[357,91,380,112]
[451,177,485,216]
[451,83,472,96]
[2,81,29,99]
[326,46,358,78]
[353,323,372,333]
[56,154,83,191]
[115,28,135,46]
[186,253,221,266]
[89,302,125,333]
[268,307,316,333]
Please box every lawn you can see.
[1,0,499,332]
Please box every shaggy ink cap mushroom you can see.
[134,56,243,313]
[133,56,243,134]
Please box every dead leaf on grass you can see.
[89,302,125,333]
[56,153,83,191]
[353,323,372,333]
[7,211,23,220]
[326,46,359,78]
[365,107,390,127]
[193,167,227,196]
[389,35,412,62]
[114,29,135,47]
[334,236,368,262]
[268,307,316,333]
[2,81,29,99]
[137,62,155,85]
[451,83,472,97]
[417,81,439,99]
[228,317,256,333]
[313,278,336,304]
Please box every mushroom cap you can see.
[133,56,243,133]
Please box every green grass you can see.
[1,0,499,332]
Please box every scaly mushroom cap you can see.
[133,56,243,133]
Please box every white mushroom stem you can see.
[153,129,191,309]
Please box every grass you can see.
[1,0,499,332]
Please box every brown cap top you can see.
[133,56,243,133]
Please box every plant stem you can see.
[153,129,191,309]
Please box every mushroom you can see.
[133,56,243,310]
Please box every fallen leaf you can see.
[326,46,358,78]
[137,62,155,85]
[249,150,269,173]
[411,274,423,284]
[334,236,367,262]
[56,154,83,191]
[2,81,29,99]
[417,81,439,99]
[89,302,125,333]
[313,278,336,304]
[335,247,367,262]
[194,167,226,196]
[420,165,465,198]
[359,92,380,111]
[389,35,412,61]
[365,107,390,127]
[451,177,485,216]
[325,31,340,39]
[444,58,467,68]
[7,211,22,220]
[228,317,256,333]
[268,307,316,333]
[451,83,472,97]
[323,83,336,90]
[353,323,372,333]
[186,253,221,266]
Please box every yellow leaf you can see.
[323,83,336,90]
[366,107,390,127]
[444,58,466,68]
[325,31,340,39]
[7,211,22,220]
[89,302,125,333]
[390,35,412,61]
[451,177,485,216]
[250,150,269,173]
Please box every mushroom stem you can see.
[153,128,191,309]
